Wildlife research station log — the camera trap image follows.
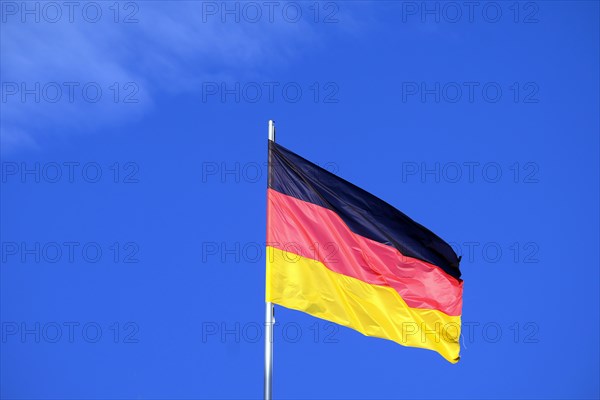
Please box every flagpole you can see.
[265,120,276,400]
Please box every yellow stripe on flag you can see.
[266,246,461,363]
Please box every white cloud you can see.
[0,1,330,154]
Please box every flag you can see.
[265,141,463,363]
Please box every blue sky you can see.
[1,1,599,399]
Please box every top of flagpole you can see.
[268,120,275,142]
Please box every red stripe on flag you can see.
[267,189,463,316]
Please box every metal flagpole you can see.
[265,120,276,400]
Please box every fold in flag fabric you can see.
[266,141,463,363]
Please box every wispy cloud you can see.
[0,1,337,154]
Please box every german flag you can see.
[265,141,463,363]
